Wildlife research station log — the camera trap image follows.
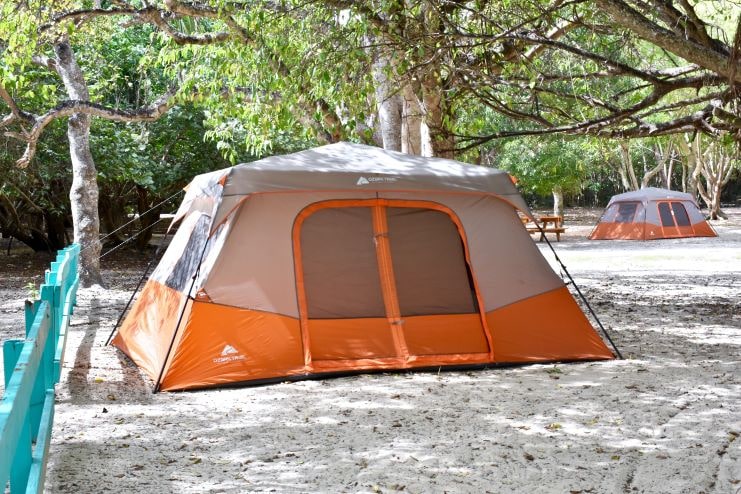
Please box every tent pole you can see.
[536,222,624,359]
[153,235,212,393]
[104,228,172,346]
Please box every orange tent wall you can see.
[111,280,191,383]
[159,301,305,391]
[486,286,614,361]
[150,287,613,391]
[590,220,716,240]
[589,222,646,240]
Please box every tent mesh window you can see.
[387,207,478,316]
[301,207,386,319]
[615,202,639,223]
[671,202,691,226]
[658,202,675,227]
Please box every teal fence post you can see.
[2,341,23,390]
[0,301,51,493]
[0,243,79,493]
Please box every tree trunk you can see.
[98,192,127,246]
[676,134,700,197]
[135,185,160,250]
[54,39,103,286]
[401,84,425,156]
[700,141,736,220]
[419,4,454,159]
[372,46,403,152]
[421,73,455,159]
[640,142,672,189]
[552,186,564,218]
[618,141,639,190]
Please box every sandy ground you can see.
[2,208,740,493]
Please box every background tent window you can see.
[672,202,691,226]
[658,202,675,227]
[615,202,638,223]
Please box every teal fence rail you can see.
[0,244,80,493]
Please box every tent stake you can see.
[536,222,624,359]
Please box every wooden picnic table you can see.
[525,215,566,241]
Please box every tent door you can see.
[657,201,694,237]
[295,201,489,366]
[385,207,489,357]
[298,206,398,362]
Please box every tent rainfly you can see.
[589,187,717,241]
[112,142,616,391]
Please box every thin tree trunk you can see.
[401,84,425,156]
[135,185,160,250]
[54,39,103,286]
[619,141,640,190]
[552,186,564,218]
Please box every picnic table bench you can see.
[523,215,566,241]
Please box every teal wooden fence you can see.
[0,244,80,493]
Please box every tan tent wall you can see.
[204,191,377,317]
[203,191,561,317]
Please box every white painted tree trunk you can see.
[54,39,103,286]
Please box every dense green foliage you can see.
[1,1,739,250]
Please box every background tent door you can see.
[657,201,694,237]
[296,201,489,366]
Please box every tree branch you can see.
[595,0,739,82]
[12,86,177,168]
[0,84,36,128]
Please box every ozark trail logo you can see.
[356,176,399,186]
[213,344,247,364]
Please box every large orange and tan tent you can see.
[112,142,616,391]
[589,187,716,241]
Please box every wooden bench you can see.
[527,226,566,241]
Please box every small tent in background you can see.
[112,142,615,391]
[589,187,716,241]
